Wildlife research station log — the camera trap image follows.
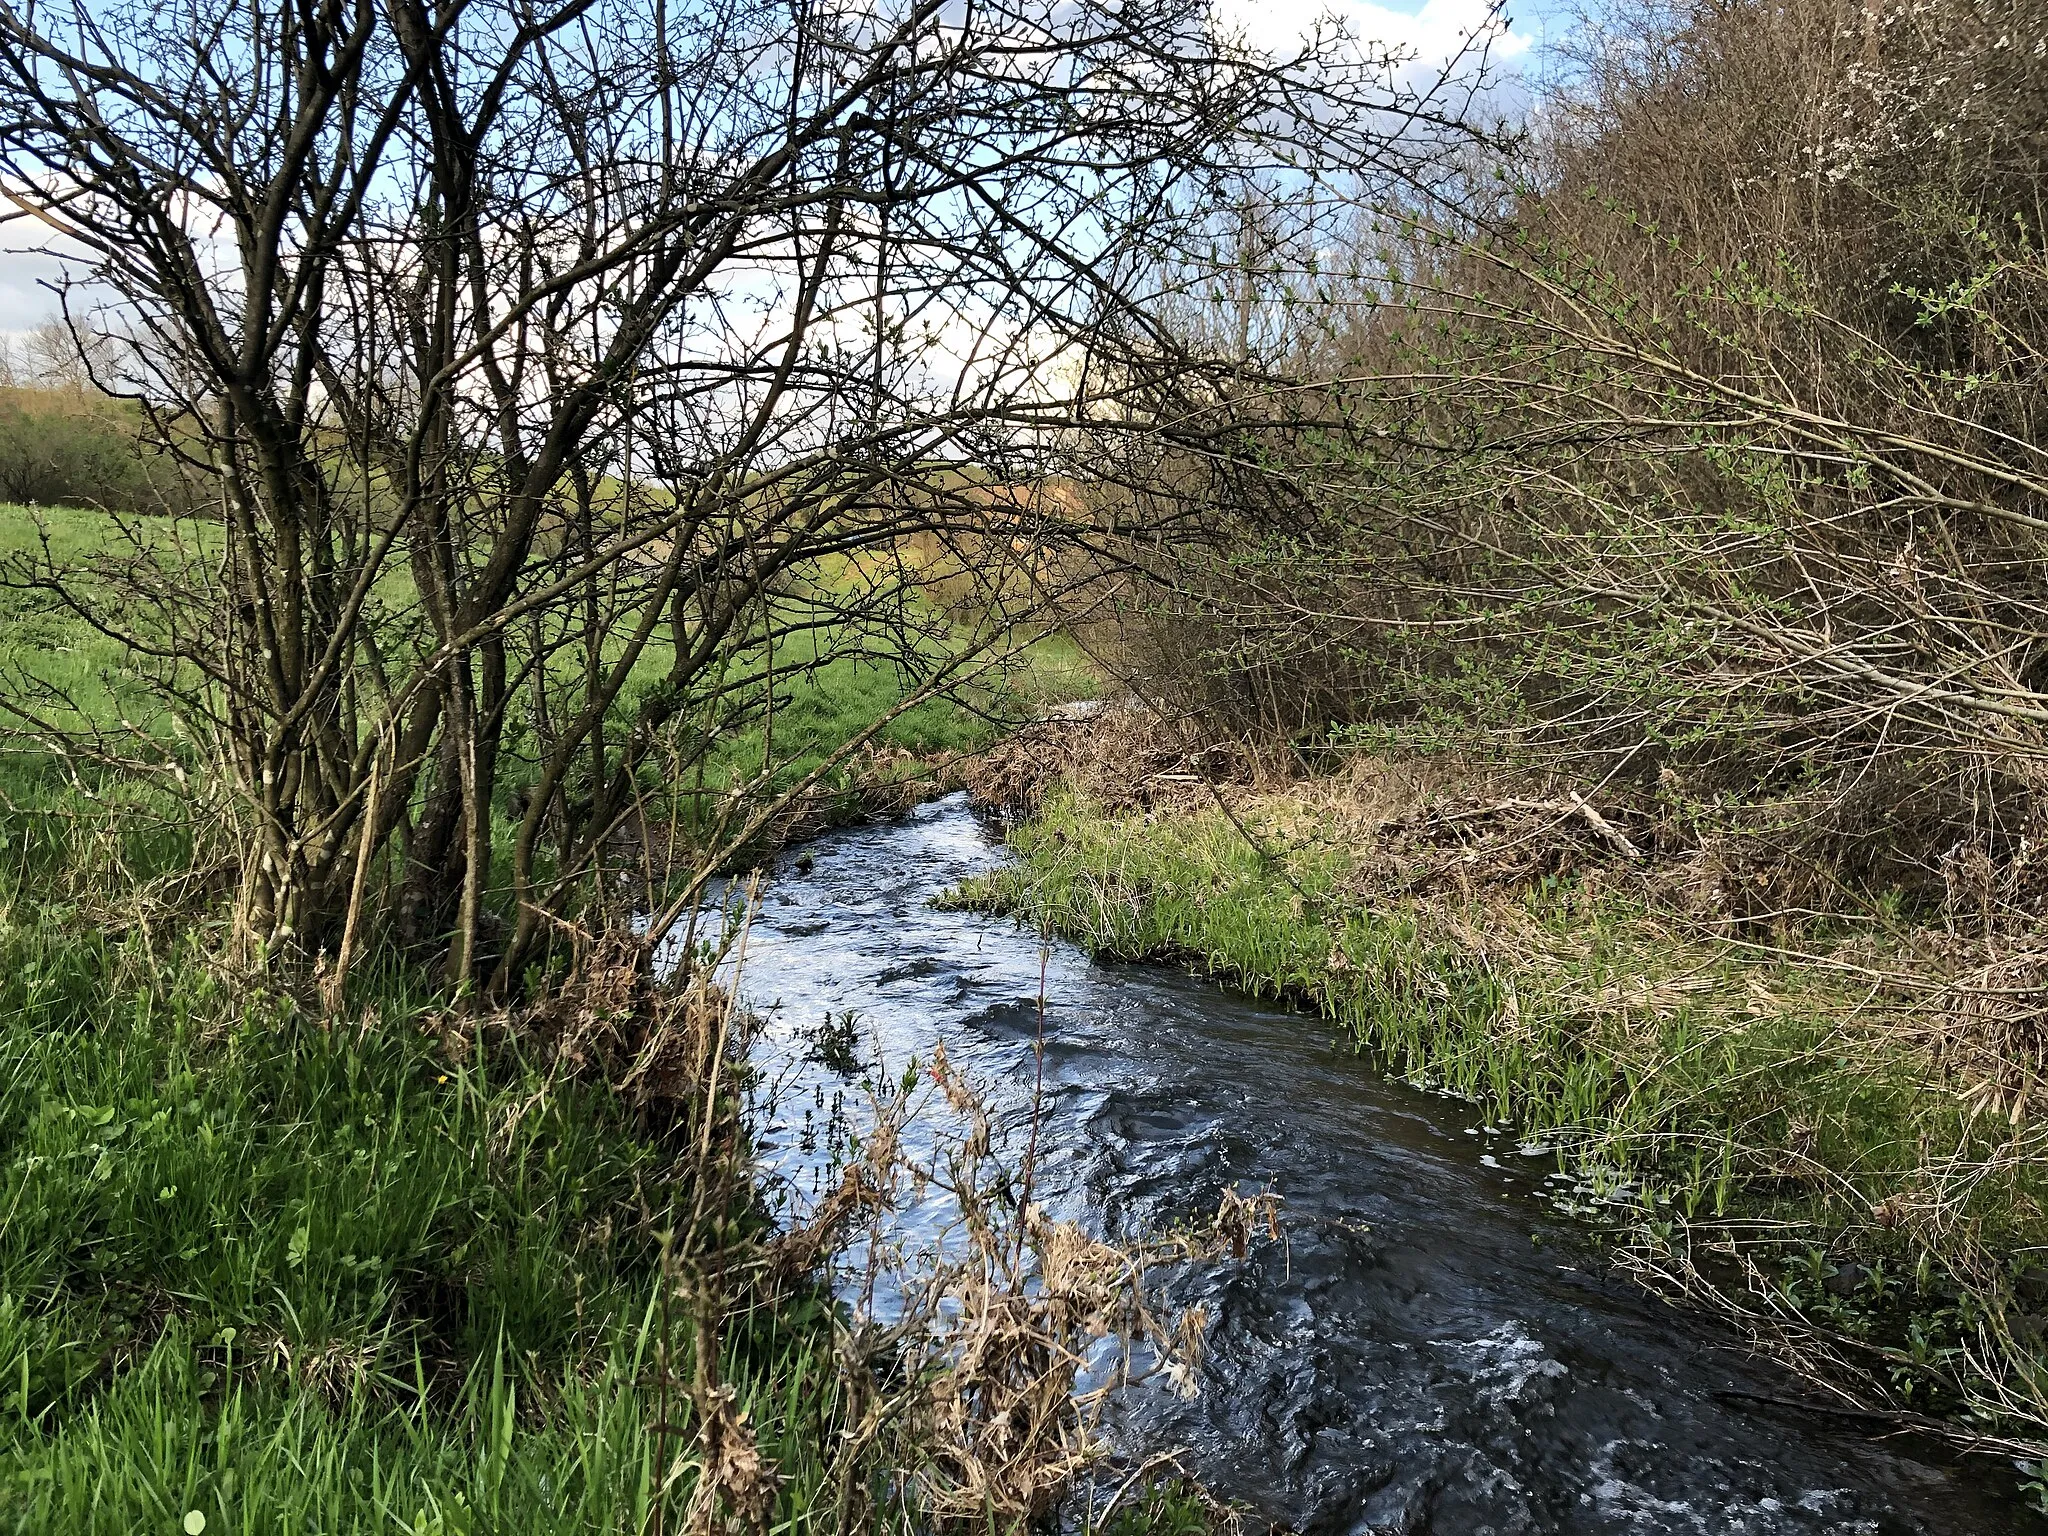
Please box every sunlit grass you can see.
[0,500,1096,790]
[0,502,187,734]
[0,805,856,1533]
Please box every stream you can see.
[729,793,2030,1535]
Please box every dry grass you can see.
[798,1036,1281,1529]
[962,703,1248,824]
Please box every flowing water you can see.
[731,794,2030,1535]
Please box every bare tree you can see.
[0,0,1484,988]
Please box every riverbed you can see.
[729,793,2029,1535]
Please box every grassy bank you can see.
[0,781,1230,1533]
[0,745,871,1532]
[0,767,1229,1534]
[0,924,846,1532]
[954,748,2048,1469]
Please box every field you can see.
[0,501,1093,780]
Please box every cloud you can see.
[0,201,118,342]
[0,239,68,331]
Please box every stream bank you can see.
[736,794,2036,1534]
[944,731,2048,1516]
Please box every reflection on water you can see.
[730,794,2030,1535]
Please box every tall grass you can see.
[0,796,865,1532]
[0,776,1237,1533]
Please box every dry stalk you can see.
[776,1038,1282,1530]
[495,908,1268,1533]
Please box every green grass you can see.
[683,630,1094,813]
[0,506,881,1532]
[0,502,191,735]
[0,500,1095,827]
[955,788,2048,1447]
[0,846,865,1533]
[0,507,823,1531]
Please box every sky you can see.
[1212,0,1572,72]
[0,232,69,335]
[0,0,1583,336]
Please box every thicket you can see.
[1136,0,2048,924]
[1047,0,2048,1461]
[0,386,178,516]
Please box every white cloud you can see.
[0,239,67,331]
[0,201,120,345]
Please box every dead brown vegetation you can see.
[963,703,1249,824]
[986,703,2048,1141]
[1114,0,2048,940]
[463,915,1275,1531]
